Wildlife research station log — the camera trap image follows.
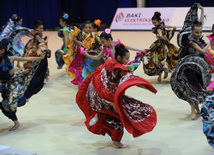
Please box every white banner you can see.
[110,7,214,31]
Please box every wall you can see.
[0,0,213,29]
[0,0,136,29]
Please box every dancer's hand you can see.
[140,50,145,54]
[16,63,22,70]
[9,18,13,24]
[206,41,211,48]
[207,88,214,93]
[44,36,48,40]
[43,36,48,43]
[73,36,77,42]
[197,4,204,10]
[98,47,103,53]
[145,52,151,59]
[40,52,46,60]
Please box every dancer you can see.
[205,24,214,90]
[100,29,147,73]
[0,14,34,57]
[200,24,214,149]
[55,13,71,69]
[68,20,104,87]
[0,14,34,70]
[0,39,45,131]
[73,21,92,50]
[201,91,214,149]
[63,21,92,80]
[207,24,214,50]
[22,20,50,104]
[76,44,157,148]
[143,12,179,82]
[0,14,24,40]
[69,26,146,87]
[171,3,211,120]
[78,20,104,81]
[100,29,145,61]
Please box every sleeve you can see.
[207,33,214,45]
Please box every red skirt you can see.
[76,60,157,142]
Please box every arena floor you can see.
[0,31,214,155]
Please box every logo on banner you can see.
[111,8,176,30]
[115,12,125,22]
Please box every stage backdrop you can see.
[0,0,136,29]
[110,7,214,31]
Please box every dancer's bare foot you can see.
[194,104,201,114]
[189,102,197,120]
[113,141,127,148]
[190,112,197,120]
[196,111,201,114]
[9,121,20,131]
[163,71,168,79]
[157,74,161,83]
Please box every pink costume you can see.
[205,33,214,90]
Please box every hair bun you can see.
[154,12,161,17]
[115,43,125,52]
[11,14,18,20]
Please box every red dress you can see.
[76,59,157,142]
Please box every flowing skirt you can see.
[143,30,179,76]
[55,45,68,69]
[24,54,48,99]
[1,60,41,112]
[76,60,157,142]
[170,55,211,104]
[201,93,214,149]
[68,46,104,87]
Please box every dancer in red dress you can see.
[76,44,157,148]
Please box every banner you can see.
[110,7,214,31]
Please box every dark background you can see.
[0,0,213,29]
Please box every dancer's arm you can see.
[63,31,69,47]
[165,25,176,30]
[74,36,83,46]
[96,35,101,44]
[83,50,104,61]
[44,36,48,41]
[191,42,210,54]
[211,43,214,50]
[198,4,204,27]
[124,45,145,53]
[9,18,13,24]
[10,52,46,63]
[156,29,165,39]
